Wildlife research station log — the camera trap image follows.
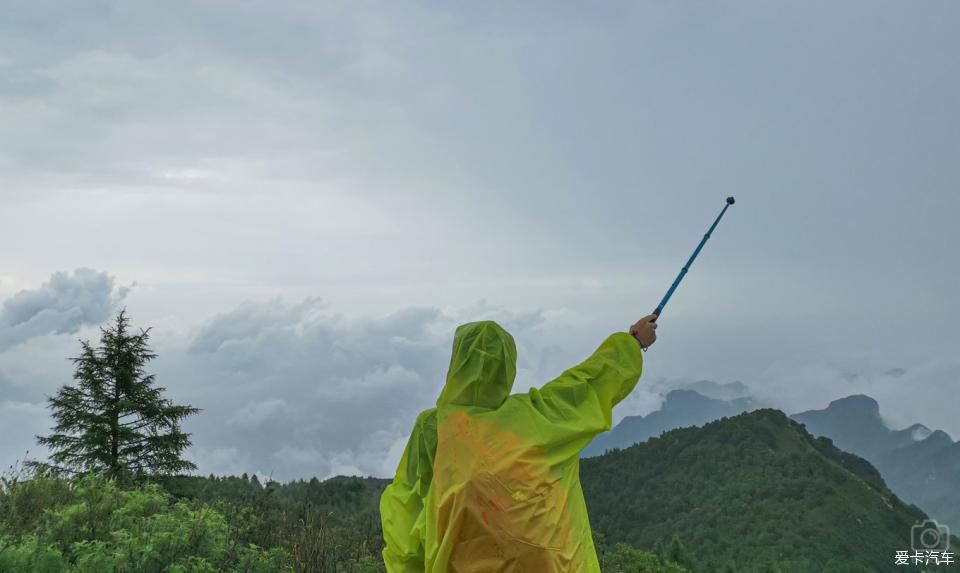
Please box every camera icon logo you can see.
[911,519,950,552]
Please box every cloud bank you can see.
[0,268,129,352]
[151,297,563,480]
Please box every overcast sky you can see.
[2,1,958,481]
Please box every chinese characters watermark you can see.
[896,550,955,566]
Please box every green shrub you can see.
[0,474,291,573]
[602,542,689,573]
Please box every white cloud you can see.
[0,268,129,352]
[151,296,563,480]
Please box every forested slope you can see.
[581,409,941,573]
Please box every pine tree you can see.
[32,309,199,480]
[666,536,698,572]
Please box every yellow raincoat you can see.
[380,321,644,572]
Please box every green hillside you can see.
[580,409,940,573]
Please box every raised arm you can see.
[527,316,657,448]
[380,408,438,573]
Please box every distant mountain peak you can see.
[906,423,933,442]
[792,395,960,531]
[682,379,752,400]
[583,389,761,458]
[664,388,716,403]
[925,429,954,446]
[826,394,881,417]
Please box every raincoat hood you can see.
[436,321,517,409]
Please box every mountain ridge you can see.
[586,386,960,532]
[582,388,761,457]
[581,408,943,572]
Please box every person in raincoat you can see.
[380,315,658,572]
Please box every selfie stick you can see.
[653,196,736,319]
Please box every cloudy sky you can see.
[1,1,958,481]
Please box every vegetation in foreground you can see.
[0,467,688,573]
[0,472,289,572]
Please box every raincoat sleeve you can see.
[380,408,438,573]
[529,332,643,444]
